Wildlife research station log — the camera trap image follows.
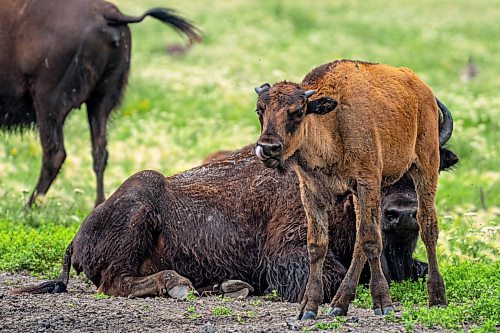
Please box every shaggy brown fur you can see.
[0,0,201,207]
[254,59,453,319]
[12,144,458,304]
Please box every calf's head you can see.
[254,82,338,170]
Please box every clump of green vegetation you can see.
[218,294,233,303]
[212,305,232,317]
[264,289,282,302]
[354,262,499,331]
[0,219,79,277]
[91,292,110,300]
[186,305,201,319]
[249,299,262,307]
[303,318,347,332]
[186,289,198,301]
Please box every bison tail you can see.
[10,242,73,295]
[105,8,202,45]
[436,97,454,146]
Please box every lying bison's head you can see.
[253,82,338,171]
[381,174,419,246]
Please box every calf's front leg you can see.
[297,182,329,320]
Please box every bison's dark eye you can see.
[289,109,303,122]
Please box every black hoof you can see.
[327,307,347,316]
[300,310,317,320]
[374,308,383,316]
[383,306,394,315]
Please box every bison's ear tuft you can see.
[439,147,459,172]
[306,97,338,115]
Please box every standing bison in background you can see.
[13,142,458,303]
[253,59,453,319]
[0,0,201,207]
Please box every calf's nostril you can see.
[261,143,282,158]
[270,144,282,154]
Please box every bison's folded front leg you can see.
[98,270,193,299]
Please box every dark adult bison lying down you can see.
[0,0,201,207]
[13,144,458,303]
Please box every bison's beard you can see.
[275,157,291,175]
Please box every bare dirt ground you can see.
[0,273,441,333]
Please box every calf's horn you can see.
[255,83,271,95]
[304,90,316,98]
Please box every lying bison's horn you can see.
[304,90,316,98]
[255,83,271,95]
[435,97,453,146]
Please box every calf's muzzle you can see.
[255,139,283,169]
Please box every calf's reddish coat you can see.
[254,59,451,319]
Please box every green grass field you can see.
[0,0,498,331]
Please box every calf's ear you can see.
[306,97,338,115]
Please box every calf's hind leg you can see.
[98,270,194,299]
[409,165,447,306]
[358,183,393,315]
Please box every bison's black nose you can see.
[255,142,283,160]
[385,207,418,231]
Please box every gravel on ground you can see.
[0,273,441,333]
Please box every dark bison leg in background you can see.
[98,270,194,299]
[86,95,110,207]
[27,95,68,207]
[86,26,131,207]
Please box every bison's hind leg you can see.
[86,26,131,207]
[409,163,447,307]
[98,270,194,300]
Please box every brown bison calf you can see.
[254,59,452,319]
[0,0,201,207]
